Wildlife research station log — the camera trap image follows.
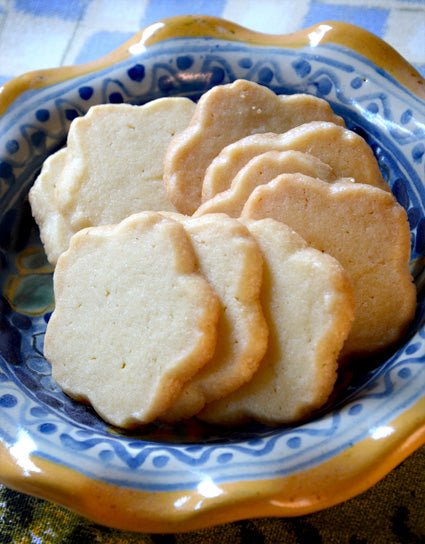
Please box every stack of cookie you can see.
[29,80,416,429]
[29,96,195,266]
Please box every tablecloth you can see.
[0,1,424,542]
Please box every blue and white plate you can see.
[0,16,424,533]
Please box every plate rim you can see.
[0,15,424,118]
[1,396,424,532]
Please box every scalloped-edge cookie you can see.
[201,121,389,202]
[194,150,341,218]
[159,213,268,422]
[199,218,355,426]
[242,174,416,357]
[56,98,195,231]
[164,79,345,214]
[29,148,74,266]
[44,211,220,429]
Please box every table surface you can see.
[0,1,424,542]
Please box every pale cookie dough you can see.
[159,213,268,422]
[44,212,220,429]
[29,148,74,266]
[194,150,340,218]
[201,121,389,201]
[199,218,354,426]
[56,98,195,230]
[164,80,345,214]
[242,174,416,357]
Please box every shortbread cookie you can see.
[56,98,195,230]
[44,211,220,428]
[164,80,345,214]
[202,121,389,201]
[159,213,268,422]
[199,218,354,426]
[194,150,340,218]
[29,148,74,266]
[242,174,416,357]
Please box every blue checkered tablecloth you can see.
[0,0,424,86]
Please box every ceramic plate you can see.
[0,16,424,533]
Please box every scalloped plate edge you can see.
[1,396,424,532]
[0,16,424,119]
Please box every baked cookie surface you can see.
[201,121,389,201]
[28,148,74,266]
[242,174,416,357]
[194,150,338,218]
[164,80,344,214]
[44,211,220,428]
[159,213,268,422]
[56,98,195,230]
[199,218,354,426]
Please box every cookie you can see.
[164,80,345,214]
[199,218,354,426]
[242,174,416,357]
[201,121,389,201]
[28,148,74,266]
[44,211,220,428]
[194,150,340,218]
[56,98,195,230]
[159,213,268,422]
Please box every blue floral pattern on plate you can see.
[0,36,424,493]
